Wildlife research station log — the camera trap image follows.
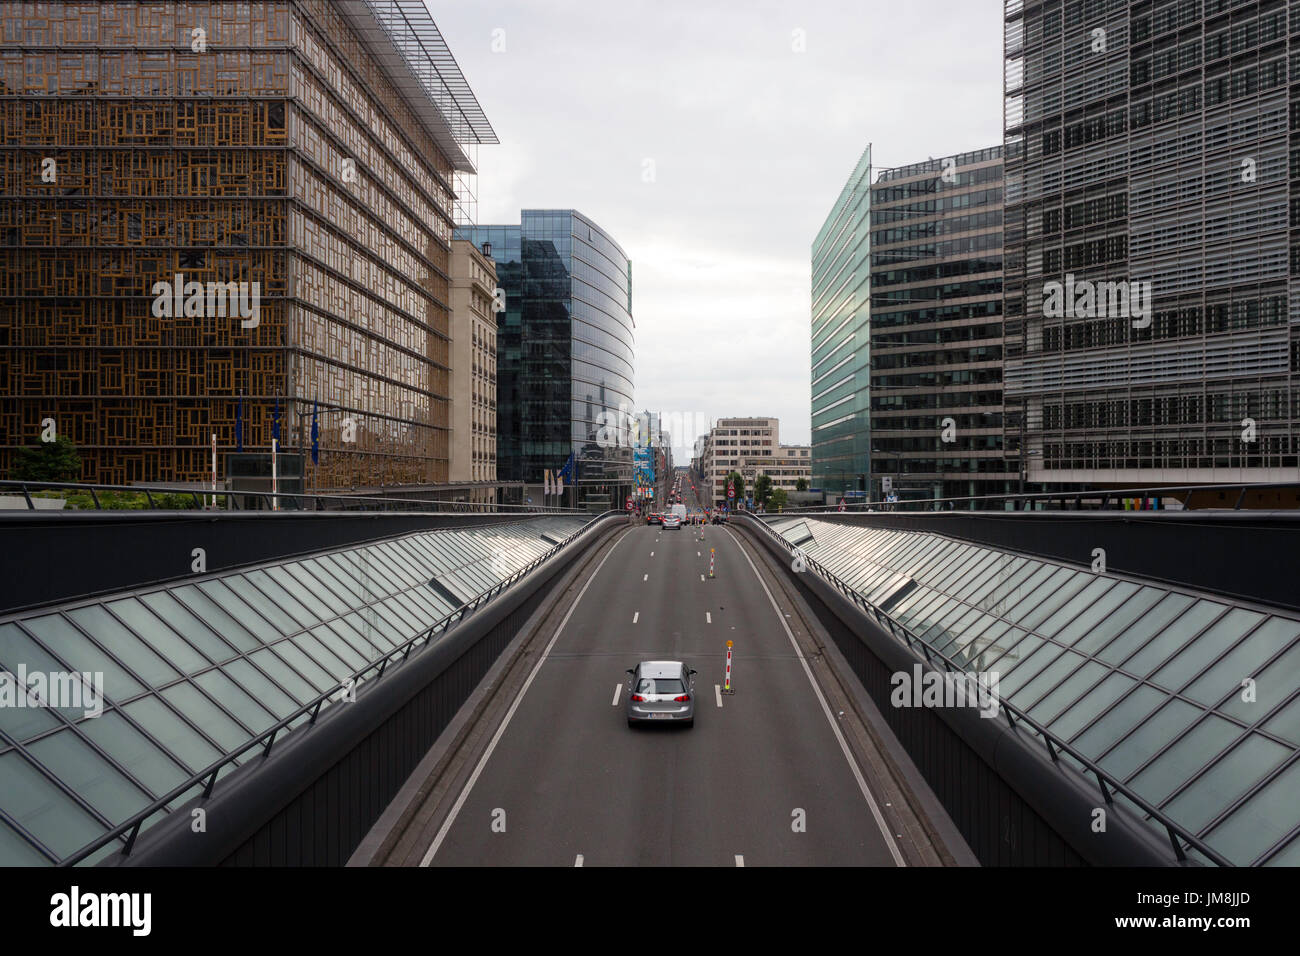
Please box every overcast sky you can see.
[430,0,1004,459]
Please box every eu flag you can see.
[272,396,280,444]
[311,400,319,465]
[235,394,243,452]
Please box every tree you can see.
[11,435,81,483]
[795,477,809,492]
[770,487,788,511]
[725,470,745,505]
[753,473,773,508]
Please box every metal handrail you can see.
[60,511,620,866]
[0,479,588,515]
[738,512,1232,867]
[783,480,1300,514]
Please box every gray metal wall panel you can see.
[0,510,542,615]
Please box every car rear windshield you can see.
[636,677,685,695]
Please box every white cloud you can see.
[432,0,1004,449]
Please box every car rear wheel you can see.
[683,719,694,728]
[627,719,637,728]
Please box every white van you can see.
[670,503,687,522]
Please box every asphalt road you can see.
[421,518,905,866]
[682,471,707,512]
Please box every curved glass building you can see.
[460,210,634,509]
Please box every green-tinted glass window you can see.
[0,751,105,859]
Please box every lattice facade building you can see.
[1002,0,1300,486]
[0,0,495,488]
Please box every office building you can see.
[736,445,811,496]
[870,147,1013,502]
[811,145,873,498]
[460,210,635,510]
[449,239,498,502]
[1002,0,1298,487]
[0,0,495,491]
[632,409,673,504]
[698,416,785,505]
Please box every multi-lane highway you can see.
[386,512,917,866]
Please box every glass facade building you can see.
[1002,0,1299,487]
[812,146,873,498]
[0,0,495,489]
[870,147,1014,502]
[460,210,634,510]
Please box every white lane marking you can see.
[643,573,648,581]
[700,574,705,582]
[633,611,639,624]
[420,534,624,866]
[729,529,907,868]
[575,854,584,867]
[650,551,654,557]
[612,684,621,706]
[734,855,744,867]
[697,551,700,557]
[715,684,723,708]
[706,612,712,624]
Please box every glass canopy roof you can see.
[0,515,590,865]
[763,515,1300,867]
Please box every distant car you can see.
[646,513,662,525]
[712,512,728,524]
[626,660,696,727]
[661,514,682,529]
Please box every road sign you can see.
[882,476,893,493]
[626,496,632,510]
[727,482,735,499]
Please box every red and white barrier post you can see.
[709,547,715,579]
[723,640,734,695]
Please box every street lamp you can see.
[1018,404,1026,496]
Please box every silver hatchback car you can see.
[625,660,696,728]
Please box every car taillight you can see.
[631,694,645,702]
[674,695,690,702]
